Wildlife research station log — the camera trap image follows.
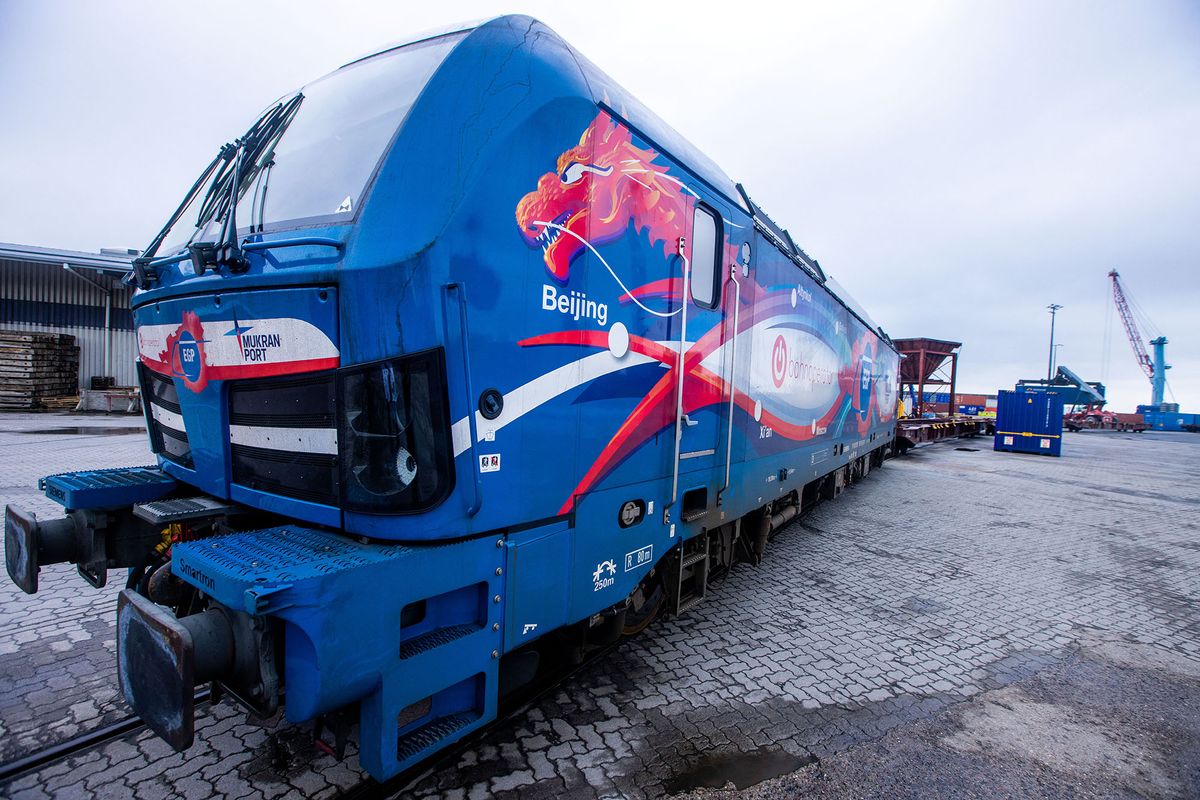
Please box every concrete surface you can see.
[0,413,1196,799]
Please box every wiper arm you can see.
[213,146,250,273]
[130,142,236,287]
[207,92,305,275]
[249,157,274,234]
[131,93,304,288]
[195,94,300,237]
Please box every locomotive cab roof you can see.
[133,14,887,343]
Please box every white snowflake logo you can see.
[592,559,617,582]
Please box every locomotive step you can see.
[399,623,480,660]
[173,525,418,613]
[676,595,705,616]
[396,713,476,762]
[671,545,709,616]
[133,496,236,525]
[40,466,175,510]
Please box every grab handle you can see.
[443,282,483,517]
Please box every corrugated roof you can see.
[0,242,134,273]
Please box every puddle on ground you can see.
[23,427,144,436]
[665,748,815,792]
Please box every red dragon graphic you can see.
[515,111,693,283]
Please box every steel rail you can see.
[0,688,211,785]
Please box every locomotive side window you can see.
[690,204,722,308]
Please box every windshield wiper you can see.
[131,93,304,288]
[200,93,305,276]
[195,94,303,234]
[249,157,274,234]
[130,142,236,287]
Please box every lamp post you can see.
[1052,343,1064,378]
[1046,304,1063,382]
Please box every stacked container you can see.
[993,389,1064,457]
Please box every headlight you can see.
[338,349,454,513]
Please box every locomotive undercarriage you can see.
[4,441,891,781]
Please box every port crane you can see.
[1108,270,1169,407]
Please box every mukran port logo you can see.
[224,315,282,363]
[141,314,340,390]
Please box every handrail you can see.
[241,237,343,252]
[444,282,483,517]
[145,251,190,269]
[667,236,690,523]
[719,257,743,503]
[145,237,343,270]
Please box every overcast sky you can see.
[1,0,1196,411]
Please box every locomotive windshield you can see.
[154,32,465,255]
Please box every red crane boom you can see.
[1108,270,1153,381]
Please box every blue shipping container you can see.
[994,389,1064,457]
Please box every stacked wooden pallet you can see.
[0,331,80,410]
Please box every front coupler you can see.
[117,589,279,750]
[4,466,178,593]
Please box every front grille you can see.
[228,372,336,428]
[140,365,193,469]
[228,371,338,506]
[228,445,337,505]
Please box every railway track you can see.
[0,640,615,798]
[0,688,210,786]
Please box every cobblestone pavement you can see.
[1,415,1197,799]
[0,414,148,767]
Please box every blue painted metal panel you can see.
[133,286,339,501]
[994,390,1063,457]
[173,526,504,778]
[504,521,571,648]
[41,466,175,510]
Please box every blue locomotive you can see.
[4,15,898,781]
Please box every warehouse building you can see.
[0,242,137,391]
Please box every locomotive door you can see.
[669,200,731,521]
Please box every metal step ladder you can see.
[671,536,709,616]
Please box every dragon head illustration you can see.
[516,111,692,283]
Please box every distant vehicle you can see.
[5,16,898,780]
[1064,409,1146,432]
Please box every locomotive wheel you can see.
[622,579,664,636]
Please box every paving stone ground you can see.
[0,413,1197,799]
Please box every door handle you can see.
[682,414,699,427]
